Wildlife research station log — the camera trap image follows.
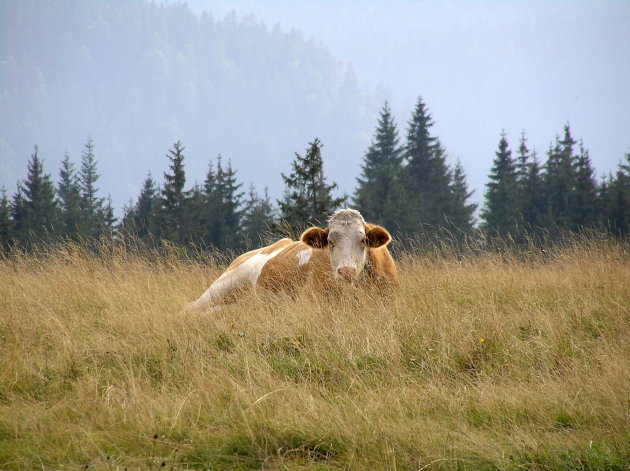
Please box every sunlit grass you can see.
[0,237,628,470]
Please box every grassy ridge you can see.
[0,240,629,470]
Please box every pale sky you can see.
[2,0,629,213]
[185,0,630,205]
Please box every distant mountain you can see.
[0,0,376,212]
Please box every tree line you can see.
[482,125,630,241]
[1,96,629,254]
[356,98,629,243]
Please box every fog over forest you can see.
[1,0,629,217]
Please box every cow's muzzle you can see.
[336,266,357,282]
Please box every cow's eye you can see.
[329,241,335,249]
[361,237,368,246]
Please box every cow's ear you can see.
[301,227,329,248]
[365,224,391,248]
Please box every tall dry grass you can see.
[0,238,628,470]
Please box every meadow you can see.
[0,237,628,470]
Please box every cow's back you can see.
[224,237,294,273]
[256,241,331,292]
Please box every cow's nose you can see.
[337,266,356,282]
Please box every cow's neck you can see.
[363,249,374,277]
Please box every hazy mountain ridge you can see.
[0,0,375,212]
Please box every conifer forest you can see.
[1,96,629,254]
[1,1,628,254]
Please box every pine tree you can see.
[242,184,276,247]
[18,146,58,243]
[279,138,345,232]
[481,132,519,237]
[57,152,82,239]
[160,141,188,244]
[0,187,13,252]
[448,160,477,232]
[79,137,106,237]
[353,102,403,228]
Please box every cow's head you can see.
[300,209,391,282]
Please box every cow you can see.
[186,208,398,312]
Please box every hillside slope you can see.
[0,0,372,210]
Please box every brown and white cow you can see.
[186,208,397,312]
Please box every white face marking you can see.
[326,210,369,281]
[296,248,313,266]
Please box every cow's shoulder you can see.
[225,238,293,272]
[367,246,398,285]
[257,241,329,291]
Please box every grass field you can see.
[0,238,629,470]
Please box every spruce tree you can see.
[57,152,82,239]
[186,183,206,245]
[515,132,531,219]
[242,184,276,247]
[544,125,578,234]
[214,158,244,250]
[572,142,598,229]
[135,173,160,240]
[79,137,106,237]
[96,196,117,238]
[404,97,436,207]
[481,132,519,237]
[0,187,12,252]
[279,138,345,232]
[160,140,188,244]
[514,133,546,237]
[600,153,630,235]
[122,172,160,240]
[353,102,403,228]
[521,150,546,232]
[427,139,455,226]
[448,160,477,232]
[402,97,453,232]
[201,157,245,250]
[620,153,630,234]
[202,159,221,247]
[119,201,136,238]
[10,185,27,245]
[18,146,58,243]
